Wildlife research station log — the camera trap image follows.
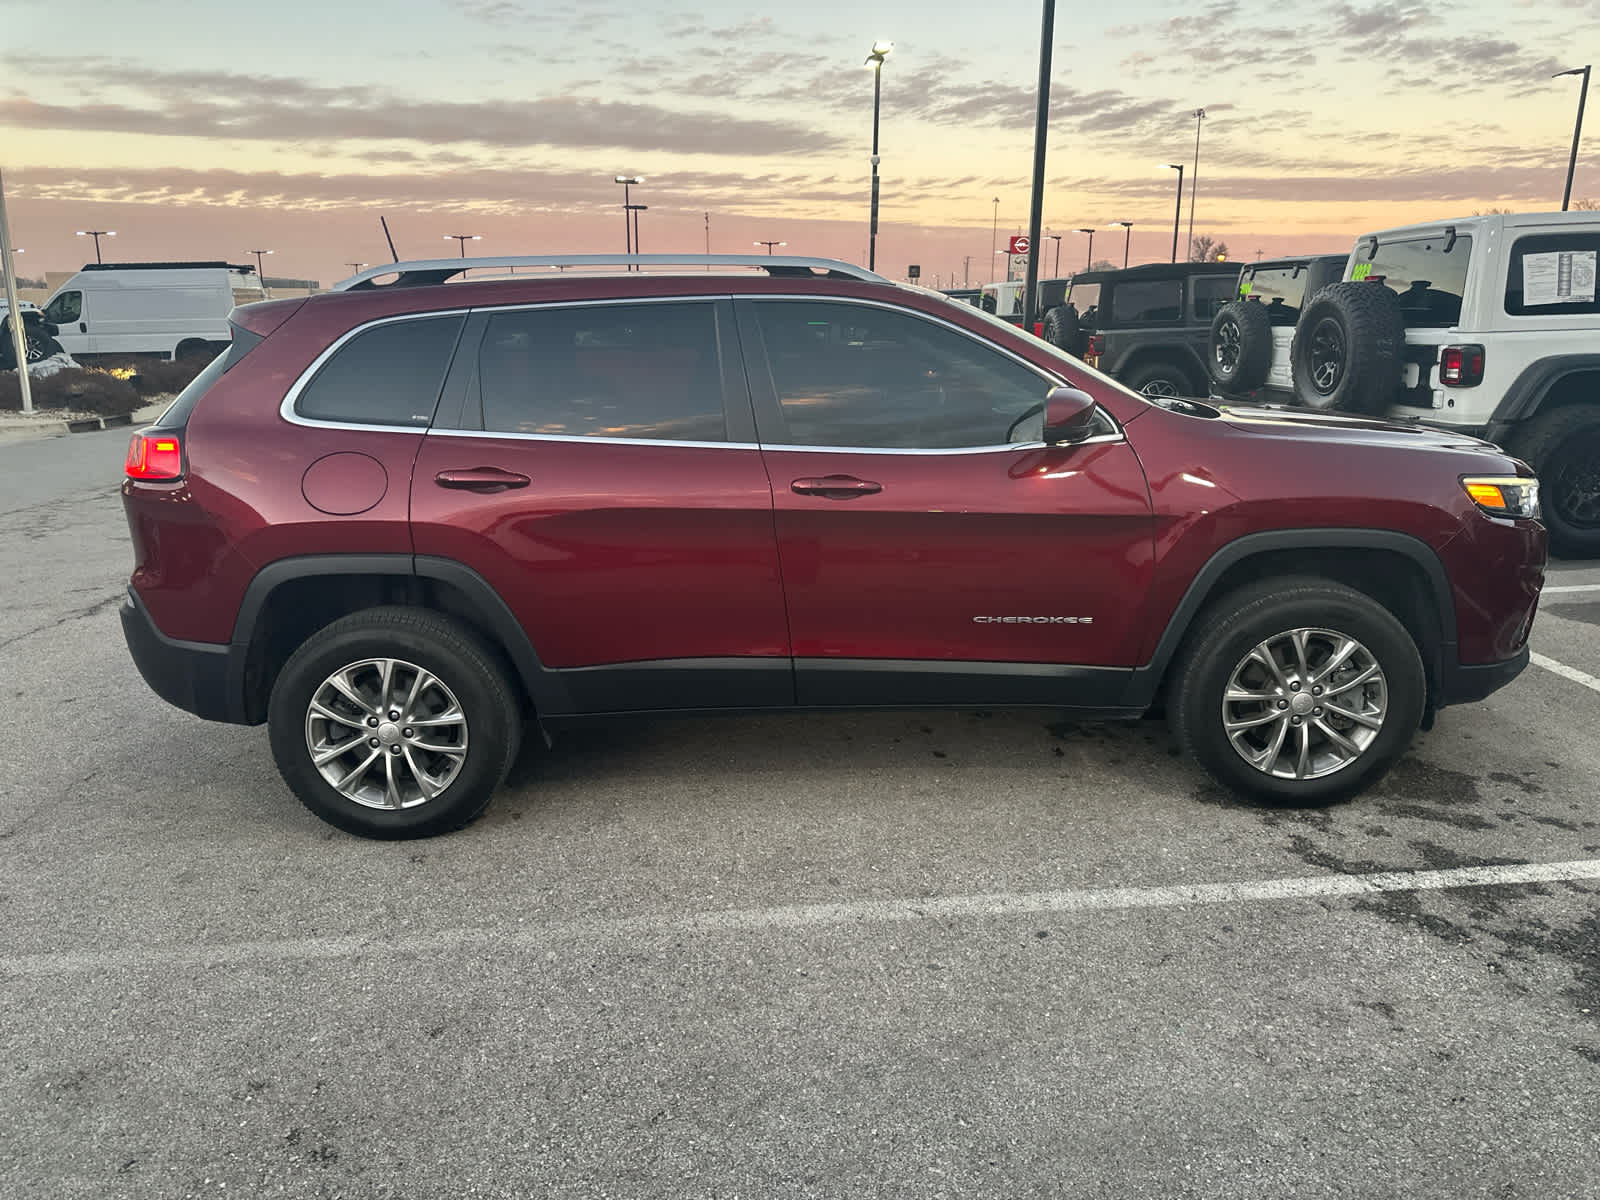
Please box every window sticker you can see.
[1351,262,1373,281]
[1522,250,1597,306]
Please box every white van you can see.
[38,262,265,362]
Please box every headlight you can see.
[1461,475,1540,520]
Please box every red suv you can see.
[120,254,1546,838]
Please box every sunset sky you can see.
[3,0,1597,289]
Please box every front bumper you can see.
[1436,645,1530,708]
[120,588,247,724]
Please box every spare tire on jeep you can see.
[1208,301,1272,393]
[1290,283,1404,414]
[1042,305,1081,355]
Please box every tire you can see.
[1208,301,1272,393]
[1170,578,1425,806]
[267,607,523,839]
[1042,305,1080,354]
[25,333,64,363]
[1123,360,1196,399]
[1510,405,1600,558]
[1289,283,1404,414]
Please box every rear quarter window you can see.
[1504,233,1600,316]
[1110,280,1183,324]
[295,314,465,427]
[1192,275,1235,321]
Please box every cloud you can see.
[0,60,843,157]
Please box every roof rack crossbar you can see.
[332,254,890,291]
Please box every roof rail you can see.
[332,254,889,291]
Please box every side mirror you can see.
[1042,386,1099,444]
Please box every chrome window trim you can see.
[278,293,1126,453]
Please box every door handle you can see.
[79,322,87,333]
[434,467,531,493]
[791,474,883,498]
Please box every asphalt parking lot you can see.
[2,426,1597,1200]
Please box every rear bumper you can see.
[120,588,247,724]
[1437,645,1529,708]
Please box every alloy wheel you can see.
[1309,318,1344,394]
[304,657,469,810]
[1215,319,1241,373]
[1222,628,1387,780]
[1547,432,1600,530]
[1140,378,1182,397]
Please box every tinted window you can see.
[1240,266,1308,324]
[753,301,1050,449]
[1504,233,1600,317]
[1354,234,1473,327]
[43,291,81,324]
[1111,280,1183,324]
[478,302,725,441]
[297,315,464,426]
[1192,275,1235,321]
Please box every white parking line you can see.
[1531,651,1600,695]
[1542,584,1600,595]
[3,859,1598,979]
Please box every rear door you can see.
[410,297,792,714]
[737,296,1155,708]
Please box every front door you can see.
[410,298,791,715]
[736,298,1155,708]
[40,289,90,356]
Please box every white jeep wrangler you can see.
[1207,212,1600,556]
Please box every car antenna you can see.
[380,216,399,263]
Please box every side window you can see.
[1192,276,1236,321]
[1355,235,1473,327]
[1240,266,1306,326]
[43,291,81,324]
[1111,280,1183,323]
[477,302,726,442]
[752,301,1052,449]
[1504,233,1600,316]
[296,314,464,427]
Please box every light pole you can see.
[1046,233,1063,276]
[1111,221,1134,268]
[345,262,367,273]
[613,175,643,264]
[1187,108,1206,260]
[75,230,115,263]
[1075,227,1096,270]
[990,196,1000,282]
[625,205,648,257]
[248,248,273,284]
[444,234,480,257]
[755,240,787,254]
[865,40,892,272]
[1556,66,1591,211]
[1162,163,1184,263]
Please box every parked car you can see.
[120,252,1546,838]
[38,261,265,364]
[1043,263,1239,397]
[978,279,1026,324]
[1258,213,1600,556]
[1206,254,1348,399]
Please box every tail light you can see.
[125,431,184,481]
[1440,344,1484,387]
[1033,321,1044,337]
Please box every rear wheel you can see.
[1289,283,1404,413]
[1042,305,1081,354]
[1511,405,1600,558]
[1171,579,1424,805]
[1124,360,1195,398]
[25,332,63,363]
[267,607,522,838]
[1208,301,1272,393]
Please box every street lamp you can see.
[345,261,367,272]
[1187,108,1206,260]
[991,197,1001,281]
[754,240,787,254]
[1162,164,1185,263]
[1046,233,1063,276]
[1556,66,1591,211]
[865,40,892,272]
[1110,221,1134,268]
[75,230,115,263]
[614,175,644,266]
[444,234,480,257]
[1075,227,1096,270]
[247,248,273,284]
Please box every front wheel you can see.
[1170,579,1425,805]
[26,333,64,363]
[267,607,522,838]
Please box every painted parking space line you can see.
[1531,651,1600,695]
[1542,584,1600,595]
[4,859,1599,979]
